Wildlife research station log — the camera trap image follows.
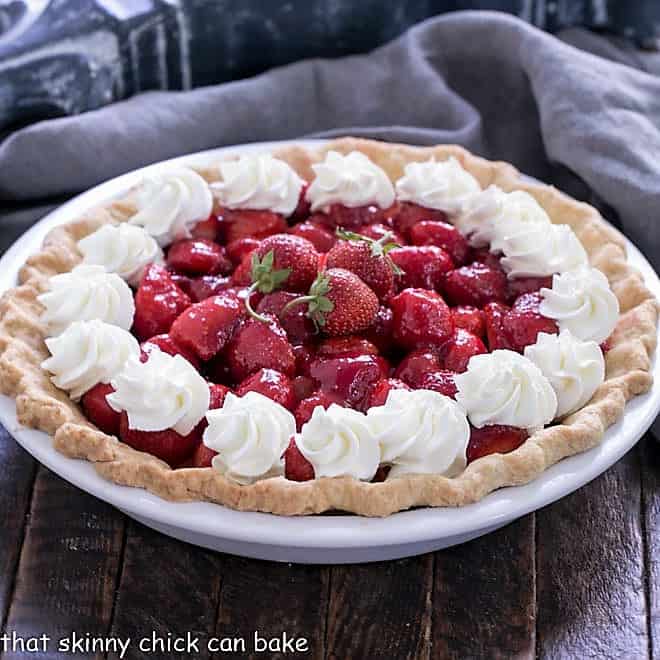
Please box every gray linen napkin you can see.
[1,11,659,268]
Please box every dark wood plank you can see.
[641,435,660,660]
[214,557,330,660]
[536,448,648,660]
[0,428,37,628]
[325,555,433,660]
[3,466,125,660]
[433,515,536,659]
[108,520,222,660]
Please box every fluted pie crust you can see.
[0,138,657,516]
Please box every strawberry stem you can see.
[335,228,404,276]
[281,272,334,331]
[244,249,291,322]
[244,282,271,323]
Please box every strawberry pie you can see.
[0,138,656,516]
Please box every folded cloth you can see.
[1,11,659,268]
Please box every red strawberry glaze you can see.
[316,336,379,360]
[81,383,121,436]
[310,203,397,230]
[283,438,315,481]
[467,425,529,463]
[191,213,223,242]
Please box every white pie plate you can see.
[1,140,659,564]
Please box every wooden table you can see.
[0,424,658,659]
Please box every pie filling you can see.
[39,150,619,485]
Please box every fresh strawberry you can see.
[226,315,296,382]
[284,268,379,337]
[170,291,245,361]
[289,221,336,253]
[316,336,379,360]
[409,220,470,266]
[167,239,232,276]
[220,207,288,243]
[311,204,396,230]
[236,368,296,410]
[506,275,553,302]
[483,302,512,351]
[418,370,458,398]
[256,291,316,344]
[391,202,448,237]
[81,383,121,436]
[326,229,401,300]
[283,438,314,481]
[442,262,507,307]
[367,378,411,407]
[118,413,201,467]
[451,305,485,338]
[363,305,394,353]
[309,354,388,410]
[133,263,192,340]
[294,390,344,430]
[394,350,442,388]
[467,425,529,463]
[390,288,454,350]
[141,333,201,369]
[389,245,453,291]
[188,443,218,468]
[359,223,405,246]
[438,328,487,373]
[255,234,319,292]
[191,213,223,242]
[226,237,260,265]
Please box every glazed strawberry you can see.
[505,293,558,352]
[506,275,553,302]
[451,305,485,338]
[316,336,379,360]
[409,220,470,266]
[191,213,223,242]
[226,237,260,265]
[391,288,453,350]
[442,262,507,307]
[293,343,315,375]
[363,305,394,353]
[230,252,255,287]
[81,383,121,436]
[256,291,316,344]
[167,239,232,276]
[226,315,296,382]
[141,333,201,369]
[359,223,405,246]
[419,370,458,398]
[367,378,411,408]
[439,328,487,373]
[220,207,288,243]
[467,425,529,463]
[289,221,336,253]
[309,354,388,410]
[394,350,442,388]
[326,229,401,300]
[283,438,314,481]
[255,234,319,292]
[389,245,453,291]
[186,275,232,302]
[284,269,379,337]
[372,466,391,482]
[118,413,200,467]
[291,183,312,222]
[188,443,217,468]
[294,390,344,429]
[236,368,296,410]
[470,247,505,272]
[392,202,448,237]
[133,264,192,340]
[312,203,396,230]
[292,375,317,402]
[483,302,511,351]
[170,291,245,361]
[209,383,231,410]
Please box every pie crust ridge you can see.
[0,137,656,517]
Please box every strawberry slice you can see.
[311,203,396,230]
[133,264,192,341]
[118,413,201,467]
[170,291,245,361]
[283,438,315,481]
[81,383,121,436]
[467,425,529,463]
[236,368,296,410]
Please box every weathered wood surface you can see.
[0,436,657,659]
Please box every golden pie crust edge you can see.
[0,137,657,517]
